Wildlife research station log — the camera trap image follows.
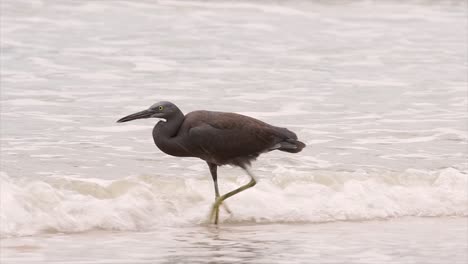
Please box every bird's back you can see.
[178,110,305,166]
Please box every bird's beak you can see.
[117,109,155,123]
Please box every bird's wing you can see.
[186,112,282,164]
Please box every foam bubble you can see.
[1,168,466,237]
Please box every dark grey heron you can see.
[117,101,305,224]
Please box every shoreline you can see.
[1,215,466,239]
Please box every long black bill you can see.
[117,109,153,123]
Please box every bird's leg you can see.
[210,167,257,224]
[207,163,231,220]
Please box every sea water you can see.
[0,0,467,263]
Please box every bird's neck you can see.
[153,110,188,156]
[155,110,185,137]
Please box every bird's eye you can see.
[158,106,164,111]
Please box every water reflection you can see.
[164,225,267,263]
[153,219,467,264]
[1,218,466,264]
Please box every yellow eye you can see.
[158,106,164,111]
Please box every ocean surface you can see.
[1,0,467,263]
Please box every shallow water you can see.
[0,0,467,262]
[1,218,467,264]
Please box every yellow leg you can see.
[210,168,257,224]
[214,180,232,215]
[208,162,233,222]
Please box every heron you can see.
[117,101,305,224]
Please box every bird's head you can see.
[117,101,179,123]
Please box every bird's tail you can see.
[277,138,306,153]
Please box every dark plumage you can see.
[117,101,305,224]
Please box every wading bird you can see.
[117,101,305,224]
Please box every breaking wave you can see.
[1,168,467,237]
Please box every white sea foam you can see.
[1,168,466,237]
